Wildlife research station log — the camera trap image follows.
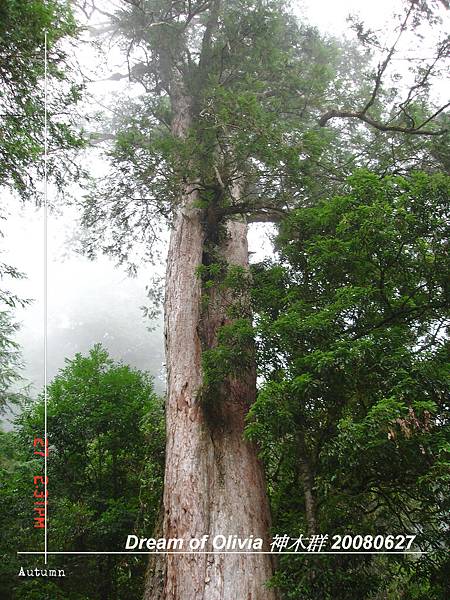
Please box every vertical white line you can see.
[44,30,48,566]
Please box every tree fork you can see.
[145,187,278,597]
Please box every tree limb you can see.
[318,5,449,137]
[220,203,287,223]
[318,105,449,136]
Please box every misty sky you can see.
[1,0,446,415]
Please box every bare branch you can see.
[318,106,449,136]
[318,5,448,136]
[362,4,414,115]
[88,132,117,144]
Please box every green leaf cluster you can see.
[0,0,85,198]
[0,346,165,600]
[248,170,450,599]
[200,318,254,406]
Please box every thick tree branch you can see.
[318,105,449,136]
[198,0,220,70]
[246,210,286,223]
[220,203,287,223]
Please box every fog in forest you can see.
[2,198,273,404]
[0,0,414,417]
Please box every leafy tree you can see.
[0,0,86,410]
[75,1,449,597]
[248,170,450,599]
[1,346,164,600]
[0,209,29,413]
[0,0,85,197]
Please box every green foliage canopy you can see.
[1,346,164,600]
[247,170,450,599]
[82,0,449,266]
[0,0,85,198]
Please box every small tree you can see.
[4,346,165,600]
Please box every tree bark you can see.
[296,433,317,537]
[144,504,165,600]
[297,456,317,537]
[152,203,277,599]
[143,57,277,596]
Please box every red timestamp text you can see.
[33,438,48,529]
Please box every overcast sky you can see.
[2,0,448,416]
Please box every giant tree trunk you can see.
[153,206,277,600]
[143,79,277,598]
